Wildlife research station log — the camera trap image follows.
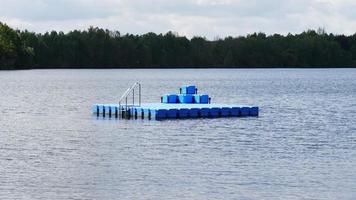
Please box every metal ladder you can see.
[118,82,141,118]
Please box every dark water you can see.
[0,69,356,200]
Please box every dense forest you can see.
[1,21,356,70]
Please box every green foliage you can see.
[0,22,34,69]
[1,22,356,69]
[0,22,18,69]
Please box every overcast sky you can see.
[1,0,356,39]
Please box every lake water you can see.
[0,69,356,200]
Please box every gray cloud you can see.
[0,0,121,20]
[120,0,310,19]
[1,0,356,39]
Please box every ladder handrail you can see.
[118,82,141,116]
[118,82,140,103]
[119,84,135,103]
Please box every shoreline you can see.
[0,67,356,72]
[1,66,356,71]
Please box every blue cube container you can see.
[193,94,209,104]
[111,105,118,113]
[162,95,169,103]
[93,104,102,114]
[250,107,259,116]
[143,108,151,118]
[221,107,231,117]
[104,105,112,115]
[162,94,178,104]
[135,108,144,117]
[178,94,194,104]
[181,85,197,94]
[107,106,116,116]
[104,105,111,111]
[210,108,221,117]
[154,109,167,120]
[200,94,209,104]
[167,109,178,119]
[240,107,250,117]
[230,107,240,117]
[178,109,189,118]
[200,108,210,118]
[194,94,209,104]
[189,108,200,118]
[130,107,135,116]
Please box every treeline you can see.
[1,21,356,70]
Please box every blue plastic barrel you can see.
[178,109,189,118]
[134,108,142,117]
[230,107,240,117]
[210,108,221,118]
[221,107,231,117]
[178,94,194,104]
[167,109,178,119]
[155,109,168,120]
[240,107,250,117]
[200,108,210,118]
[93,104,102,113]
[143,109,151,118]
[199,95,209,104]
[162,94,178,103]
[110,105,118,113]
[181,85,197,94]
[250,107,259,116]
[189,108,200,118]
[193,94,209,104]
[104,105,111,115]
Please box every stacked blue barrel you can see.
[161,85,211,104]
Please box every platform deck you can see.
[93,103,259,120]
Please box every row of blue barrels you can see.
[162,94,210,104]
[93,104,259,120]
[93,104,122,118]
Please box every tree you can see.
[0,22,20,69]
[1,22,356,69]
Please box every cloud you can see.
[0,0,121,20]
[1,0,356,39]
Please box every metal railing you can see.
[118,82,141,118]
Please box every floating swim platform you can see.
[92,84,259,120]
[93,103,259,120]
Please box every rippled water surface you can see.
[1,69,356,200]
